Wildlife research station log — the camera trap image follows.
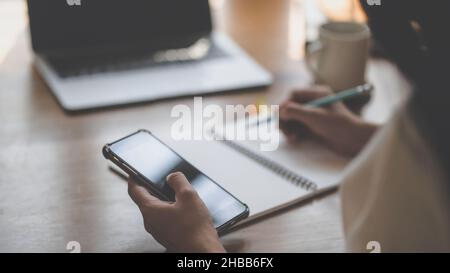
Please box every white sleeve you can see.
[340,107,450,252]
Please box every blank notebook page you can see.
[154,117,349,220]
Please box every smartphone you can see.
[102,129,249,233]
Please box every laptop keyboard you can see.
[48,39,229,78]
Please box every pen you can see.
[306,83,373,108]
[249,83,374,127]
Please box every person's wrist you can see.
[199,242,226,253]
[175,229,225,253]
[192,232,226,253]
[350,119,379,155]
[355,119,378,139]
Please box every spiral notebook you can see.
[134,114,351,226]
[205,113,351,223]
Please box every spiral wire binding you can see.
[215,134,318,192]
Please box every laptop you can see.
[27,0,272,112]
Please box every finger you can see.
[280,104,302,130]
[166,172,197,202]
[289,86,333,103]
[128,177,165,208]
[285,133,298,143]
[280,101,330,127]
[278,118,295,134]
[279,119,298,136]
[279,119,310,143]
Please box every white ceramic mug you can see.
[306,22,371,91]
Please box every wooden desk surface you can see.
[0,0,405,252]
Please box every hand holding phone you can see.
[103,130,249,233]
[128,171,226,252]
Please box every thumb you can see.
[166,172,197,202]
[281,101,330,127]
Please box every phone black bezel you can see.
[102,129,249,234]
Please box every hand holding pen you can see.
[279,84,378,157]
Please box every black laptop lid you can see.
[27,0,212,58]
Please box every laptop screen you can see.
[27,0,212,57]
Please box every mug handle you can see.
[305,40,323,78]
